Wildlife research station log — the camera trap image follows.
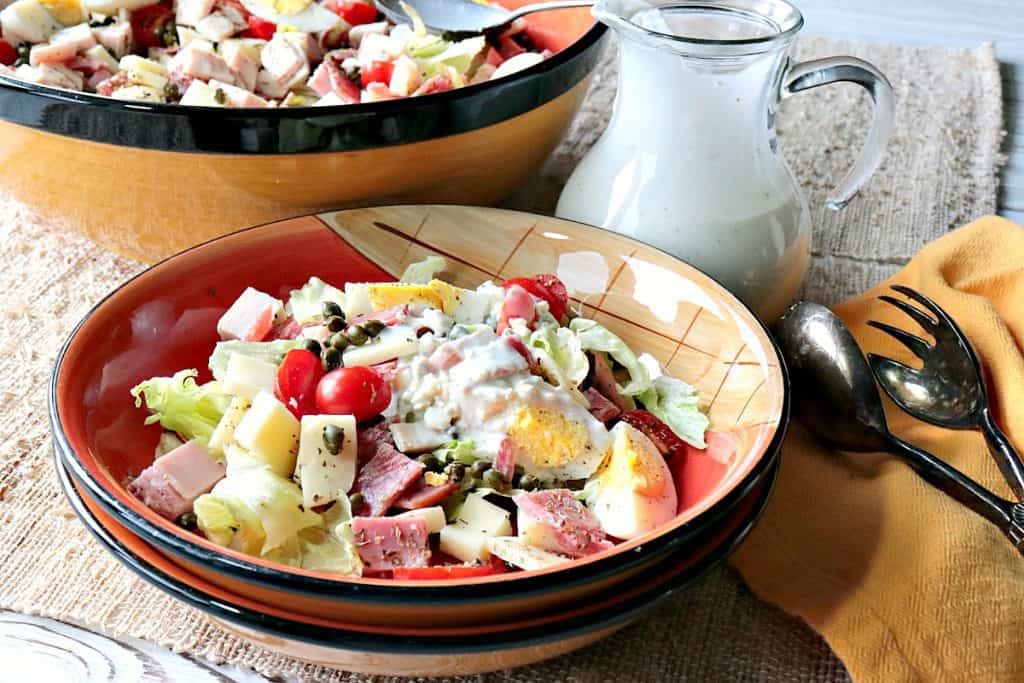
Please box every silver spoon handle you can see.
[980,408,1024,501]
[887,435,1024,553]
[506,0,594,22]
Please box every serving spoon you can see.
[376,0,594,36]
[774,301,1024,552]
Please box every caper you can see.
[345,324,368,346]
[417,453,442,471]
[323,346,342,371]
[361,319,386,336]
[468,460,491,477]
[177,512,198,529]
[518,474,540,491]
[322,424,345,455]
[444,462,466,483]
[322,301,344,319]
[348,492,365,511]
[329,332,350,350]
[326,315,346,332]
[301,338,322,355]
[483,469,509,492]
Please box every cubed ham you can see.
[30,23,96,66]
[207,78,271,107]
[259,32,309,96]
[371,360,398,384]
[393,478,459,510]
[195,11,243,42]
[584,387,622,424]
[469,63,496,85]
[85,68,112,90]
[411,74,452,97]
[306,56,359,103]
[128,441,226,521]
[221,39,258,92]
[353,443,424,515]
[357,421,395,464]
[94,71,127,96]
[92,21,133,59]
[14,63,83,90]
[514,489,613,558]
[216,286,283,341]
[350,516,430,573]
[428,344,462,371]
[350,305,407,327]
[269,316,304,340]
[494,437,515,482]
[588,351,631,412]
[172,40,236,84]
[175,0,217,26]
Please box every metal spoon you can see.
[774,301,1024,551]
[376,0,593,36]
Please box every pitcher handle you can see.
[782,56,896,210]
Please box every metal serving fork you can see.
[866,285,1024,502]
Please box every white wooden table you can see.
[3,2,1021,681]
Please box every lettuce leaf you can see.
[417,36,485,80]
[193,493,266,555]
[400,255,447,284]
[529,323,589,387]
[432,439,477,465]
[568,319,651,395]
[208,339,301,381]
[131,370,232,445]
[284,276,346,324]
[638,375,709,448]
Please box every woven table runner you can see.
[0,36,1003,682]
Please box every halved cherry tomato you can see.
[274,349,324,418]
[502,274,568,322]
[360,60,393,87]
[392,560,507,580]
[497,283,536,334]
[620,409,691,460]
[0,40,16,67]
[243,15,277,40]
[316,366,391,422]
[333,0,378,26]
[130,2,174,49]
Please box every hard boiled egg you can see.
[241,0,340,33]
[505,402,611,481]
[586,422,678,540]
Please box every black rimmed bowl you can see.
[0,3,605,263]
[48,205,788,630]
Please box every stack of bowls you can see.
[50,205,788,676]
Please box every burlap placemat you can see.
[0,36,1003,681]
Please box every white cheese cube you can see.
[232,391,299,478]
[396,506,446,534]
[456,493,512,536]
[207,395,252,459]
[222,353,277,398]
[110,85,165,102]
[453,287,501,325]
[487,536,570,571]
[296,414,357,509]
[341,327,419,367]
[439,524,491,563]
[120,54,168,90]
[388,56,421,96]
[342,282,372,317]
[388,422,446,454]
[179,79,224,106]
[83,44,119,73]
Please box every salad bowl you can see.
[0,3,603,263]
[50,205,788,628]
[55,445,778,675]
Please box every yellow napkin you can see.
[732,216,1024,682]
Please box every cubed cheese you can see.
[232,391,299,477]
[395,506,446,534]
[439,523,491,563]
[120,55,168,90]
[388,422,446,454]
[110,85,165,102]
[179,79,223,106]
[221,353,278,398]
[341,327,419,367]
[456,493,512,536]
[487,536,570,571]
[207,395,252,459]
[296,414,357,508]
[342,282,372,318]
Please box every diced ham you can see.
[469,63,496,85]
[216,286,283,341]
[207,78,272,107]
[411,74,451,97]
[86,68,112,90]
[128,441,226,521]
[393,478,459,510]
[172,40,236,84]
[504,336,539,373]
[351,516,430,573]
[428,344,462,371]
[30,23,96,66]
[269,316,304,340]
[195,11,243,42]
[357,420,395,463]
[92,21,133,59]
[371,360,398,384]
[350,305,407,327]
[494,437,515,482]
[584,387,621,424]
[221,39,258,92]
[69,55,112,76]
[258,32,309,96]
[305,55,359,103]
[353,443,424,515]
[94,71,127,96]
[176,0,217,26]
[14,63,83,90]
[514,489,613,558]
[588,351,631,412]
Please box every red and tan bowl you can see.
[50,205,788,629]
[56,445,778,676]
[0,3,603,263]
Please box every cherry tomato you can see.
[497,283,536,334]
[502,274,568,322]
[334,0,378,26]
[620,409,691,460]
[243,15,277,40]
[0,40,16,67]
[274,349,324,418]
[316,366,392,422]
[360,60,394,87]
[392,561,507,580]
[130,2,174,49]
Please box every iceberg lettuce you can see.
[400,255,447,284]
[208,339,300,381]
[131,370,232,445]
[284,276,346,324]
[569,318,651,395]
[638,376,709,448]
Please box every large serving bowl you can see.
[49,205,788,629]
[56,445,778,675]
[0,3,603,263]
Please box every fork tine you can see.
[867,320,932,359]
[890,285,957,328]
[878,295,937,332]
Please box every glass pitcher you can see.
[556,0,894,320]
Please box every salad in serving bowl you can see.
[128,257,715,579]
